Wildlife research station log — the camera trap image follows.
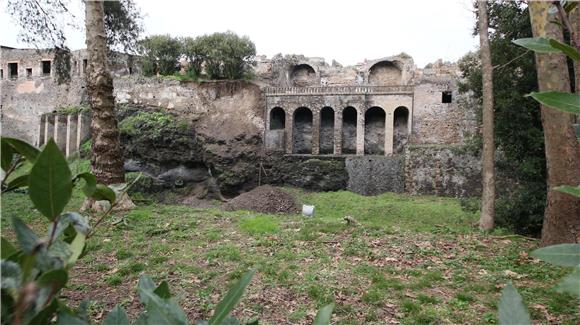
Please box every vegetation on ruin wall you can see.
[118,110,189,139]
[458,0,546,236]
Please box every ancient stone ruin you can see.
[0,46,481,197]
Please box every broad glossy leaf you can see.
[28,298,58,325]
[1,237,17,259]
[3,137,40,162]
[103,305,130,325]
[92,184,116,204]
[154,281,172,299]
[48,213,90,239]
[68,233,86,266]
[56,310,88,325]
[555,185,580,198]
[37,269,68,291]
[36,240,71,271]
[12,216,41,254]
[138,275,157,305]
[527,91,580,115]
[549,39,580,61]
[498,283,531,325]
[555,266,580,296]
[513,37,560,53]
[4,174,29,192]
[1,138,14,172]
[0,260,21,289]
[313,303,334,325]
[73,172,97,197]
[140,288,187,325]
[209,270,255,325]
[28,139,72,220]
[531,244,580,267]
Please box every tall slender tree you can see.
[528,1,580,245]
[478,0,495,231]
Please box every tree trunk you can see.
[85,1,133,210]
[478,0,495,231]
[529,1,580,246]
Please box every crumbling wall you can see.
[346,156,405,195]
[404,145,481,197]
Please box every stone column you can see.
[77,112,91,149]
[312,109,320,155]
[66,113,78,157]
[334,109,343,155]
[356,109,365,155]
[385,109,395,155]
[285,109,293,154]
[38,115,45,147]
[45,114,54,145]
[54,115,67,153]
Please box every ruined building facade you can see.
[0,47,480,197]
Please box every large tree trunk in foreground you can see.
[85,1,133,210]
[529,1,580,246]
[478,0,495,231]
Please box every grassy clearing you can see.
[1,187,578,324]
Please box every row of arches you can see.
[289,60,403,87]
[269,106,409,155]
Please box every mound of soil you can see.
[223,185,299,214]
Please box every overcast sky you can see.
[0,0,479,67]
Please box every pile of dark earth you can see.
[222,185,299,214]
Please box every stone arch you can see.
[342,106,357,154]
[394,106,409,153]
[368,61,402,85]
[320,106,335,154]
[293,107,313,154]
[290,64,317,87]
[269,107,285,130]
[364,106,386,155]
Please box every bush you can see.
[139,34,182,76]
[118,110,177,138]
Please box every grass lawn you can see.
[1,186,578,324]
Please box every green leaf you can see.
[1,237,17,259]
[0,260,21,289]
[92,184,117,204]
[531,244,580,267]
[564,1,578,13]
[498,282,531,325]
[138,275,157,305]
[154,281,172,299]
[37,269,68,292]
[48,213,90,239]
[527,91,580,115]
[4,174,29,192]
[68,233,86,266]
[312,303,334,325]
[549,39,580,61]
[28,298,59,325]
[28,139,72,221]
[555,185,580,198]
[12,216,41,254]
[209,269,255,325]
[102,305,130,325]
[56,310,88,325]
[555,266,580,296]
[3,137,40,162]
[512,37,560,53]
[139,288,187,325]
[1,138,14,172]
[73,172,97,197]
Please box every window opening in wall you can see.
[320,106,335,154]
[42,60,51,75]
[129,67,133,75]
[83,59,88,73]
[364,106,386,155]
[393,106,409,154]
[8,63,18,78]
[1,69,3,79]
[26,68,32,78]
[73,60,78,75]
[442,91,452,103]
[292,107,313,154]
[342,107,357,154]
[270,107,285,130]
